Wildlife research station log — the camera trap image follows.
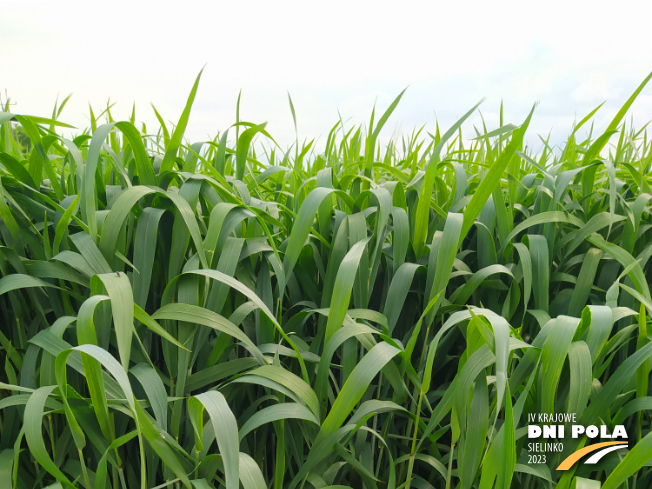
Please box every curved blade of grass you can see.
[236,123,268,181]
[317,342,400,442]
[153,303,265,365]
[190,391,239,489]
[460,104,535,245]
[238,403,319,441]
[239,452,266,489]
[91,273,134,371]
[324,237,371,344]
[245,365,319,419]
[413,100,483,258]
[159,69,204,175]
[24,386,75,489]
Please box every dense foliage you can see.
[1,71,652,489]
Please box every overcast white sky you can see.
[2,1,651,153]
